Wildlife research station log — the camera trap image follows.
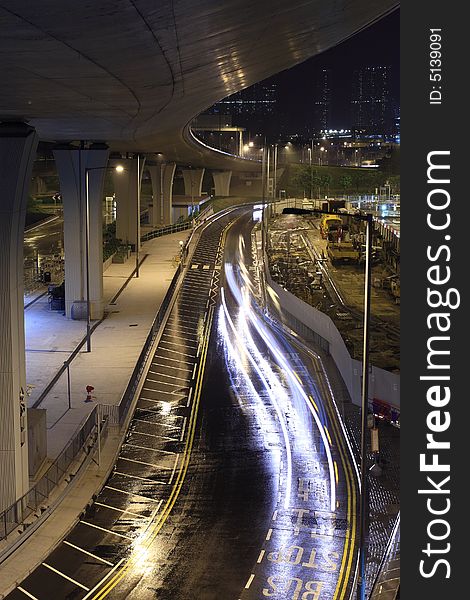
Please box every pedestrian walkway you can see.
[25,231,188,463]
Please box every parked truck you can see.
[327,240,360,264]
[319,214,343,239]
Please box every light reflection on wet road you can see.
[7,208,358,600]
[218,213,358,600]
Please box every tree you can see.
[339,174,353,193]
[291,165,317,197]
[317,173,332,198]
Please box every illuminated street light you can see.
[84,163,123,352]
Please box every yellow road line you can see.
[324,426,332,446]
[308,395,319,413]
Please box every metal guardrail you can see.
[115,262,182,427]
[141,220,192,242]
[141,205,215,244]
[0,407,105,541]
[369,514,400,600]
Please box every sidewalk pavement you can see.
[0,231,189,595]
[25,231,188,462]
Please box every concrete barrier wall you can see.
[266,274,400,410]
[27,408,47,478]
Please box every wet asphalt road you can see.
[8,207,358,600]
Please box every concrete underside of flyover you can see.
[1,0,398,168]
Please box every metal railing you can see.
[141,220,193,242]
[116,263,182,427]
[0,407,105,541]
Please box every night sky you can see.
[260,9,400,135]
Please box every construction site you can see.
[266,208,400,373]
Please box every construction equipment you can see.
[319,214,342,239]
[327,240,360,264]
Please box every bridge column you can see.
[147,164,163,227]
[31,175,46,196]
[148,162,176,226]
[0,122,38,510]
[54,143,110,320]
[113,156,146,247]
[182,168,205,209]
[212,170,232,197]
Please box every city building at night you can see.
[313,68,332,132]
[351,66,394,134]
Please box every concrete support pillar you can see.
[53,144,110,320]
[148,162,176,226]
[31,175,46,196]
[163,162,176,225]
[147,164,163,227]
[212,170,232,197]
[182,168,205,199]
[0,122,38,510]
[113,156,145,246]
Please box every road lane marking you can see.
[140,390,186,398]
[148,372,190,383]
[42,562,90,590]
[162,332,198,343]
[81,559,125,600]
[168,454,179,485]
[17,588,39,600]
[94,502,148,519]
[179,416,187,441]
[104,485,165,502]
[62,541,114,566]
[113,471,167,485]
[244,574,255,589]
[131,418,179,429]
[145,378,190,388]
[266,528,273,541]
[131,430,178,442]
[308,395,319,413]
[257,549,265,563]
[149,364,191,374]
[324,426,332,446]
[157,346,196,358]
[186,386,193,407]
[79,521,134,540]
[165,319,199,332]
[159,339,198,350]
[152,355,193,366]
[117,456,173,470]
[124,443,176,455]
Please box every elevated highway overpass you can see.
[0,0,397,545]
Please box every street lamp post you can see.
[273,144,278,201]
[84,164,123,352]
[308,140,313,199]
[135,154,141,278]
